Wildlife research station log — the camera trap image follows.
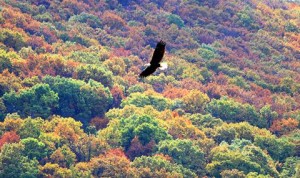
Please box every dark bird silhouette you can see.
[139,40,167,78]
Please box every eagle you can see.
[139,40,167,78]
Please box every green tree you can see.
[132,155,196,177]
[246,172,273,178]
[98,119,122,147]
[157,139,206,176]
[229,76,250,90]
[259,105,278,128]
[242,144,278,177]
[188,113,223,129]
[167,14,185,28]
[207,139,279,178]
[69,12,102,28]
[21,137,48,160]
[50,145,76,168]
[285,21,299,32]
[121,92,171,111]
[206,59,222,72]
[34,12,53,22]
[237,12,253,27]
[254,136,296,162]
[42,76,112,124]
[67,51,100,64]
[296,164,300,178]
[207,96,265,127]
[0,29,26,51]
[0,143,39,178]
[213,124,237,144]
[200,67,213,83]
[213,122,262,144]
[280,157,300,178]
[2,84,59,118]
[221,169,246,178]
[74,64,113,88]
[120,115,171,150]
[18,117,43,139]
[236,8,259,30]
[0,50,13,73]
[0,98,6,121]
[198,44,219,61]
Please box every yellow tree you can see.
[182,90,210,113]
[89,149,137,177]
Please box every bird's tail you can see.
[159,62,168,70]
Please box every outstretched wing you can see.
[139,65,157,78]
[150,40,166,65]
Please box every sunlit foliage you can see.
[0,0,299,177]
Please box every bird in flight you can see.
[139,40,167,78]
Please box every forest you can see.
[0,0,299,177]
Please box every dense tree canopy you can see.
[0,0,299,177]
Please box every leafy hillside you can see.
[0,0,299,177]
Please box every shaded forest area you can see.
[0,0,300,177]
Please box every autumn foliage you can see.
[0,0,299,177]
[270,118,299,136]
[0,131,20,148]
